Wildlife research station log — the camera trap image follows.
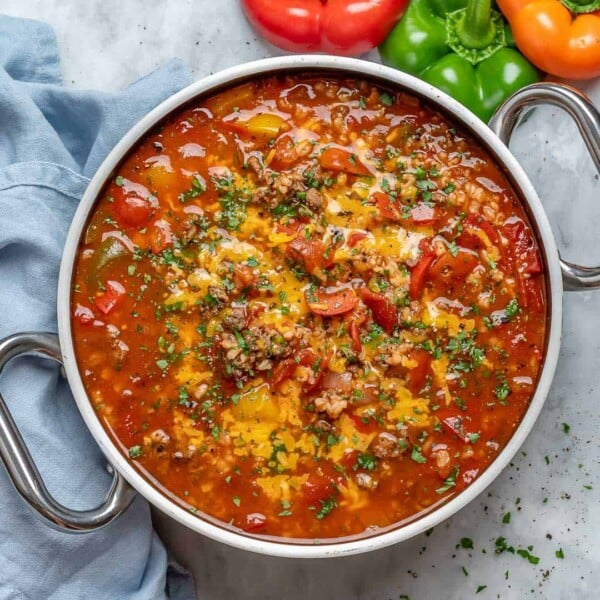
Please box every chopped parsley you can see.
[505,298,520,319]
[411,446,427,464]
[315,495,338,520]
[357,453,378,471]
[436,465,459,494]
[178,174,206,202]
[379,92,394,107]
[128,445,143,459]
[495,381,511,401]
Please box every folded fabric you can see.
[0,14,195,600]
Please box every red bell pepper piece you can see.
[241,0,408,56]
[285,236,334,274]
[408,348,432,395]
[428,249,479,281]
[373,191,437,225]
[271,348,331,395]
[409,241,436,300]
[518,277,545,314]
[319,148,370,176]
[112,178,158,228]
[347,231,368,248]
[503,218,543,275]
[465,213,499,244]
[149,219,173,254]
[94,280,126,315]
[358,287,398,334]
[306,286,358,316]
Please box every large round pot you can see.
[1,56,599,558]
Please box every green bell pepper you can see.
[379,0,540,122]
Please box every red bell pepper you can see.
[358,287,398,334]
[241,0,409,56]
[94,281,126,315]
[306,286,358,316]
[409,241,436,300]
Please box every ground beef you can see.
[208,285,229,305]
[250,162,325,212]
[370,432,404,459]
[222,305,248,330]
[305,188,323,210]
[219,325,292,381]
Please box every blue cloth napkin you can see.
[0,15,196,600]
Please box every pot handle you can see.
[0,332,136,532]
[489,82,600,291]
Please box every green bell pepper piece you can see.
[379,0,540,122]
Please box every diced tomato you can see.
[373,192,437,225]
[271,360,300,388]
[519,276,544,313]
[270,135,300,170]
[341,449,358,469]
[503,218,542,275]
[233,264,257,289]
[271,348,317,387]
[275,220,304,236]
[306,286,357,316]
[149,219,173,254]
[373,191,402,221]
[319,147,370,176]
[358,287,398,334]
[285,237,333,273]
[465,213,499,244]
[302,473,336,506]
[408,349,432,395]
[112,179,158,227]
[347,231,368,248]
[428,249,479,282]
[409,249,436,300]
[243,512,268,532]
[73,304,96,326]
[94,280,126,315]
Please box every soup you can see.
[72,75,546,540]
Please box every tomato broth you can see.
[72,75,546,539]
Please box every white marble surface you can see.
[6,1,600,598]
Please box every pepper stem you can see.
[445,1,506,66]
[455,0,495,50]
[560,0,600,13]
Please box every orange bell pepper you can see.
[498,0,600,79]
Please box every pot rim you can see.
[57,55,563,558]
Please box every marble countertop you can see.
[6,1,600,598]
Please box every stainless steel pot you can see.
[1,56,599,558]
